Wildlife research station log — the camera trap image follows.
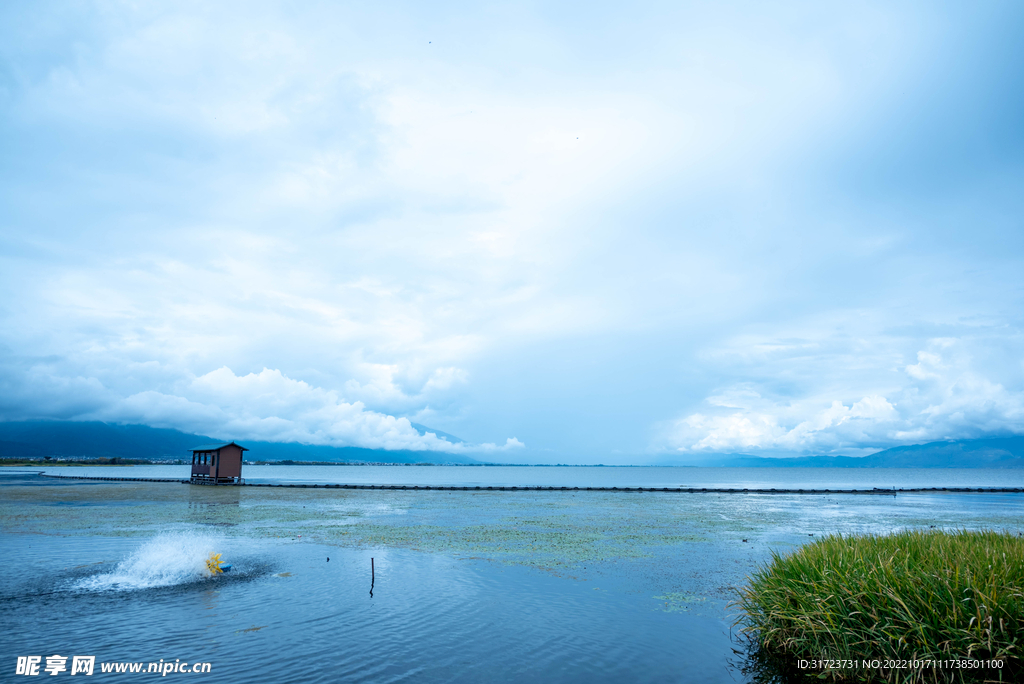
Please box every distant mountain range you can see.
[665,436,1024,468]
[0,420,1021,467]
[0,421,480,465]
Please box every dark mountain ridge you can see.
[0,420,479,464]
[667,436,1024,468]
[1,421,1021,467]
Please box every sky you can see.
[1,1,1022,463]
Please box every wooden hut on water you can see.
[190,442,248,484]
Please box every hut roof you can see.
[189,442,249,452]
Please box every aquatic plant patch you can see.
[737,529,1024,682]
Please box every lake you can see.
[2,467,1023,682]
[24,463,1024,488]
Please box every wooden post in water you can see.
[371,557,375,581]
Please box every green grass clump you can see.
[737,530,1024,682]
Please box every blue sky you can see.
[1,1,1022,462]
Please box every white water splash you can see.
[72,533,227,592]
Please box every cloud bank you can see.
[663,337,1024,456]
[0,363,521,453]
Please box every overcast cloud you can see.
[1,1,1022,461]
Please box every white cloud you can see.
[476,437,526,452]
[663,338,1024,455]
[8,365,516,453]
[675,412,784,452]
[422,367,469,392]
[905,350,944,380]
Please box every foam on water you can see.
[72,533,227,592]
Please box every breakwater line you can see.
[33,473,1024,494]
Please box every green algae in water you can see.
[653,592,708,613]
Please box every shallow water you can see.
[3,471,1024,682]
[19,464,1024,489]
[2,534,737,683]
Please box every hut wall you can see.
[217,445,243,478]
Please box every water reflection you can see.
[187,488,240,508]
[729,635,803,684]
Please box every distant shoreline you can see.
[4,457,1024,469]
[28,471,1024,494]
[2,422,1021,468]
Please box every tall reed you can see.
[737,529,1023,682]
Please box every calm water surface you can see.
[25,464,1024,488]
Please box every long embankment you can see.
[34,472,1024,494]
